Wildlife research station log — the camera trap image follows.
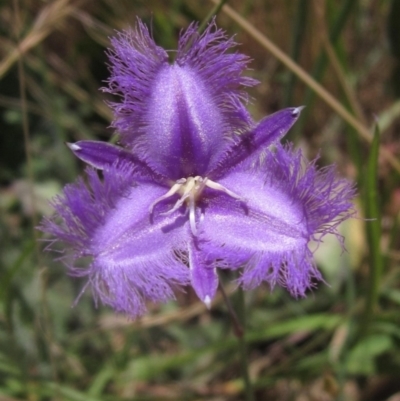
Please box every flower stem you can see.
[220,283,254,401]
[235,287,255,401]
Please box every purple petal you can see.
[176,20,257,129]
[199,145,355,296]
[103,19,168,146]
[41,163,191,317]
[208,107,303,179]
[104,20,257,179]
[137,64,232,178]
[67,141,165,183]
[189,240,219,307]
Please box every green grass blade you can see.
[290,0,356,139]
[362,124,383,333]
[283,0,308,107]
[198,0,229,33]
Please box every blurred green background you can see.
[1,0,400,400]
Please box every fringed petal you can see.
[103,19,168,146]
[40,163,191,317]
[259,144,356,237]
[176,20,257,132]
[199,144,355,296]
[104,19,257,179]
[136,63,233,178]
[41,162,137,251]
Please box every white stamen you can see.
[149,176,246,235]
[197,177,208,193]
[163,192,190,215]
[205,179,246,202]
[161,178,195,215]
[149,180,186,213]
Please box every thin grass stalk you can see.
[377,100,400,135]
[283,0,308,107]
[336,261,357,400]
[220,283,254,401]
[312,0,366,125]
[235,287,254,401]
[13,0,37,237]
[213,0,400,173]
[199,0,229,33]
[0,0,73,79]
[318,31,365,177]
[293,0,356,137]
[182,0,229,58]
[312,0,365,179]
[362,125,383,335]
[13,0,61,389]
[385,212,400,269]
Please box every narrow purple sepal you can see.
[252,106,304,147]
[67,140,164,183]
[189,241,219,308]
[208,107,303,178]
[67,141,134,170]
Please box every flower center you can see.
[149,176,245,235]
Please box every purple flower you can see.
[41,19,355,317]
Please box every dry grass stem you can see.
[312,0,367,126]
[213,0,400,173]
[0,0,75,79]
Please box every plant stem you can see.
[236,287,254,401]
[220,283,254,401]
[283,0,308,107]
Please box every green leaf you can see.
[346,334,393,375]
